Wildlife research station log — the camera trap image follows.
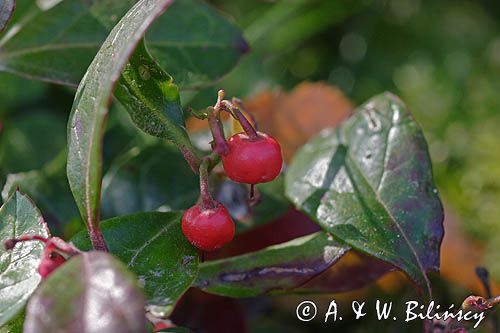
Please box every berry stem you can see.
[4,235,81,256]
[178,144,202,174]
[489,295,500,307]
[199,154,220,210]
[208,110,229,155]
[229,98,258,139]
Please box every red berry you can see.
[37,246,66,279]
[221,132,282,184]
[182,203,235,251]
[153,321,174,332]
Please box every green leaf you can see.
[101,144,199,219]
[145,0,248,89]
[0,0,246,89]
[0,191,49,326]
[0,0,15,33]
[0,111,66,174]
[0,310,24,333]
[72,212,198,307]
[2,152,81,232]
[0,0,135,85]
[158,328,194,333]
[285,92,444,294]
[23,252,147,333]
[2,170,80,230]
[195,232,348,297]
[66,0,173,243]
[115,40,196,154]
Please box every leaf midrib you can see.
[0,40,233,61]
[127,220,175,267]
[343,151,431,293]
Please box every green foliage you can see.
[0,310,24,333]
[0,112,66,174]
[0,191,48,326]
[116,40,188,143]
[100,144,199,219]
[0,0,245,89]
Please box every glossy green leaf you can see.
[0,0,246,89]
[66,0,173,243]
[72,212,198,307]
[195,232,348,297]
[101,144,199,219]
[23,252,147,333]
[0,0,15,33]
[285,92,444,294]
[0,191,49,326]
[115,40,196,155]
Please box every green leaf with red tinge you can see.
[195,232,348,297]
[66,0,173,243]
[0,191,48,327]
[285,92,444,295]
[23,252,147,333]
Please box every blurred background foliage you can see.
[1,0,500,331]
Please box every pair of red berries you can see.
[182,131,282,251]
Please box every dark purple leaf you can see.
[286,92,444,295]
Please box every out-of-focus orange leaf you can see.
[440,206,500,295]
[244,82,354,161]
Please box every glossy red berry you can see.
[37,246,66,279]
[182,203,235,251]
[221,132,282,184]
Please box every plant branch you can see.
[4,235,81,256]
[177,141,202,173]
[89,226,108,252]
[199,153,221,210]
[208,107,229,155]
[220,98,258,139]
